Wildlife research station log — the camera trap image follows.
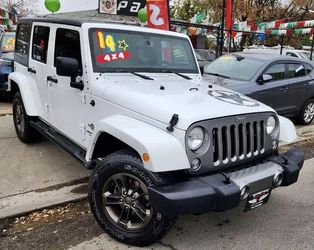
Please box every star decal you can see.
[118,40,129,51]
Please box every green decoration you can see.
[45,0,61,13]
[287,22,297,29]
[138,8,147,23]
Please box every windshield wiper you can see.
[162,70,192,80]
[112,69,154,80]
[205,72,230,79]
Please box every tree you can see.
[2,0,38,17]
[171,0,314,23]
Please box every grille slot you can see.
[212,121,265,167]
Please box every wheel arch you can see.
[91,132,141,160]
[86,115,190,173]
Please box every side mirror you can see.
[56,57,80,77]
[56,57,84,91]
[257,74,273,84]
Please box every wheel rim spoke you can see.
[304,103,314,123]
[101,173,153,230]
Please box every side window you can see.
[286,52,298,58]
[264,64,286,81]
[15,23,31,66]
[288,64,306,78]
[32,26,50,64]
[55,28,82,74]
[305,64,313,75]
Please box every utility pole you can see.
[220,0,226,56]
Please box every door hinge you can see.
[79,124,86,135]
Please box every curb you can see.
[0,183,88,219]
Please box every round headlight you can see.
[188,127,205,151]
[267,116,276,135]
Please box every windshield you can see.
[299,52,312,61]
[89,29,198,74]
[1,33,16,53]
[204,55,264,81]
[195,52,207,61]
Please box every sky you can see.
[35,0,99,15]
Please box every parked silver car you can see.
[203,53,314,125]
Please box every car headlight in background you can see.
[266,116,277,135]
[0,59,12,66]
[188,127,205,151]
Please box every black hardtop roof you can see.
[19,17,124,27]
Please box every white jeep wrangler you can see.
[9,17,304,246]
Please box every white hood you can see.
[98,74,275,130]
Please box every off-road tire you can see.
[12,92,40,143]
[88,149,177,246]
[297,99,314,125]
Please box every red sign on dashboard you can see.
[147,0,170,31]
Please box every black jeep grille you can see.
[185,112,277,175]
[212,120,265,167]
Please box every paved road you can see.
[1,159,313,250]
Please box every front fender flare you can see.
[278,115,297,143]
[9,72,43,116]
[86,115,190,172]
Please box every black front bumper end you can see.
[149,149,304,216]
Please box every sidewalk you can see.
[0,103,90,219]
[0,102,12,116]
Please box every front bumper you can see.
[149,149,304,216]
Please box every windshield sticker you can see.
[96,31,131,63]
[218,55,233,62]
[173,48,184,58]
[1,37,15,51]
[118,40,129,51]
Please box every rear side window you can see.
[286,52,298,58]
[32,26,50,64]
[264,64,286,81]
[305,64,313,75]
[288,64,306,78]
[15,23,31,67]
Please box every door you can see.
[48,26,87,147]
[250,63,289,114]
[28,24,51,120]
[286,63,313,115]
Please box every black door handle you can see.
[28,67,36,74]
[47,76,58,83]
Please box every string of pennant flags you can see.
[171,11,314,38]
[235,19,314,35]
